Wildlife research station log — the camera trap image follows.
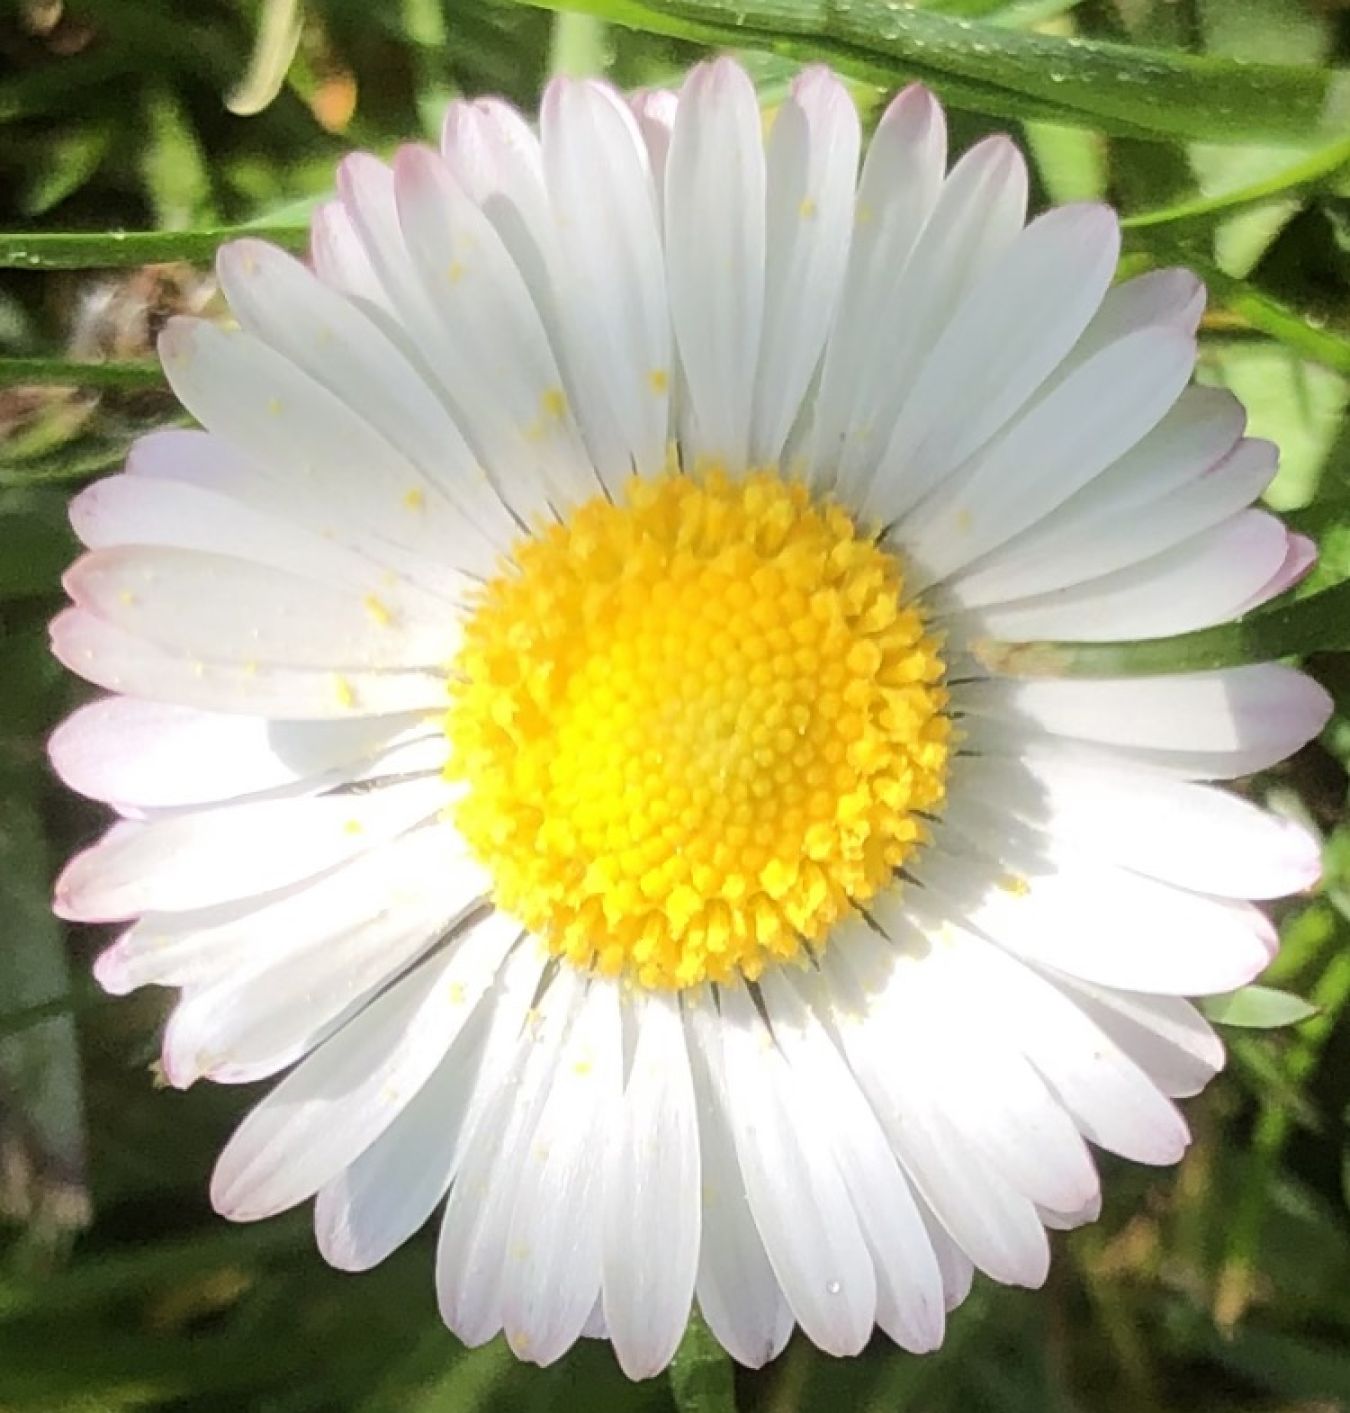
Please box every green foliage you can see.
[1,1,1349,1410]
[1201,986,1319,1030]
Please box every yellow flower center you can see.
[444,470,949,990]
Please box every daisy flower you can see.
[50,59,1330,1378]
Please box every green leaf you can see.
[510,0,1350,144]
[1202,986,1320,1029]
[669,1313,737,1413]
[973,576,1350,678]
[0,226,307,271]
[1202,343,1349,510]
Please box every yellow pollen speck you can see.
[118,590,137,606]
[998,873,1031,897]
[403,486,425,511]
[363,594,393,627]
[856,203,874,226]
[648,368,670,395]
[447,259,465,284]
[799,196,818,220]
[266,397,283,417]
[444,469,949,991]
[955,507,973,533]
[333,674,356,709]
[343,818,363,835]
[541,386,567,420]
[243,660,259,677]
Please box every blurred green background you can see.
[2,0,1350,1409]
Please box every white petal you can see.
[582,1298,608,1340]
[95,816,462,996]
[950,748,1321,900]
[441,96,554,315]
[829,132,1027,501]
[917,928,1191,1164]
[808,948,1049,1287]
[898,326,1195,582]
[55,775,448,920]
[951,401,1260,606]
[336,152,554,530]
[809,84,947,489]
[870,204,1120,520]
[844,914,1100,1218]
[392,145,604,514]
[601,991,700,1379]
[501,981,623,1366]
[1072,267,1205,358]
[917,1203,975,1312]
[123,428,469,602]
[49,699,434,810]
[665,58,766,471]
[541,77,670,485]
[685,993,794,1369]
[158,317,511,576]
[1238,530,1317,614]
[761,971,945,1353]
[218,238,520,547]
[630,89,678,203]
[315,992,495,1271]
[65,546,461,670]
[211,921,515,1221]
[70,473,415,594]
[1051,978,1224,1099]
[964,665,1332,777]
[716,983,875,1356]
[160,843,493,1088]
[918,844,1274,997]
[437,963,581,1346]
[309,200,393,314]
[971,510,1292,643]
[750,66,859,465]
[51,607,446,720]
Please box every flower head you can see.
[51,58,1329,1378]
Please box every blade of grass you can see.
[971,578,1350,677]
[0,226,307,271]
[1122,134,1350,230]
[509,0,1350,144]
[0,358,165,392]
